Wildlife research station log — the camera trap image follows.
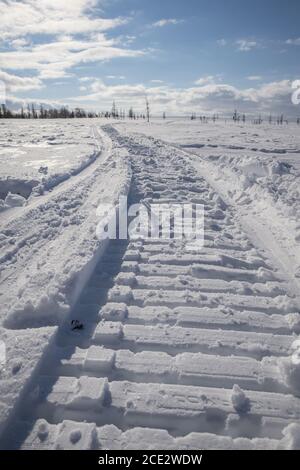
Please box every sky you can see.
[0,0,300,116]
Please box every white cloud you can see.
[0,70,43,92]
[0,1,144,81]
[286,38,300,46]
[252,80,292,100]
[152,19,183,28]
[0,35,144,79]
[217,39,227,47]
[79,76,97,82]
[236,40,258,52]
[67,79,297,117]
[5,93,63,111]
[0,0,127,40]
[194,76,218,86]
[38,68,73,80]
[10,38,30,48]
[247,76,263,81]
[89,79,106,93]
[5,78,297,117]
[150,80,164,84]
[106,75,126,80]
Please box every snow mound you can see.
[4,293,70,329]
[4,192,26,208]
[286,313,300,334]
[240,159,291,181]
[0,192,27,211]
[0,199,8,212]
[231,384,251,413]
[240,161,270,180]
[278,339,300,396]
[279,423,300,450]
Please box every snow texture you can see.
[0,119,300,450]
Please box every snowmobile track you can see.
[1,126,300,450]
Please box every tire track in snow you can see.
[2,126,300,450]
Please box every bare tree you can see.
[31,103,37,119]
[145,96,150,123]
[128,107,133,119]
[233,110,239,122]
[111,100,117,118]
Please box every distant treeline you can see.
[0,103,300,124]
[0,103,147,120]
[191,110,300,125]
[0,103,110,119]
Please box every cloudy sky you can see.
[1,0,300,116]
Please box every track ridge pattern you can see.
[2,126,300,450]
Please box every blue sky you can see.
[0,0,300,115]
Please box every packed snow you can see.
[0,120,102,211]
[114,119,300,273]
[0,118,300,450]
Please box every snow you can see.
[93,321,124,344]
[9,419,281,450]
[0,129,130,328]
[84,347,116,372]
[0,118,300,450]
[0,122,131,440]
[279,423,300,450]
[100,303,129,321]
[115,119,300,279]
[0,326,55,437]
[1,192,26,210]
[0,120,102,208]
[231,385,251,413]
[278,339,300,396]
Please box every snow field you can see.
[1,125,300,450]
[0,120,103,211]
[115,119,300,276]
[0,126,131,439]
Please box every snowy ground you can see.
[0,120,102,211]
[0,118,300,450]
[115,119,300,280]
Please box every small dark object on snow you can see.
[71,320,84,331]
